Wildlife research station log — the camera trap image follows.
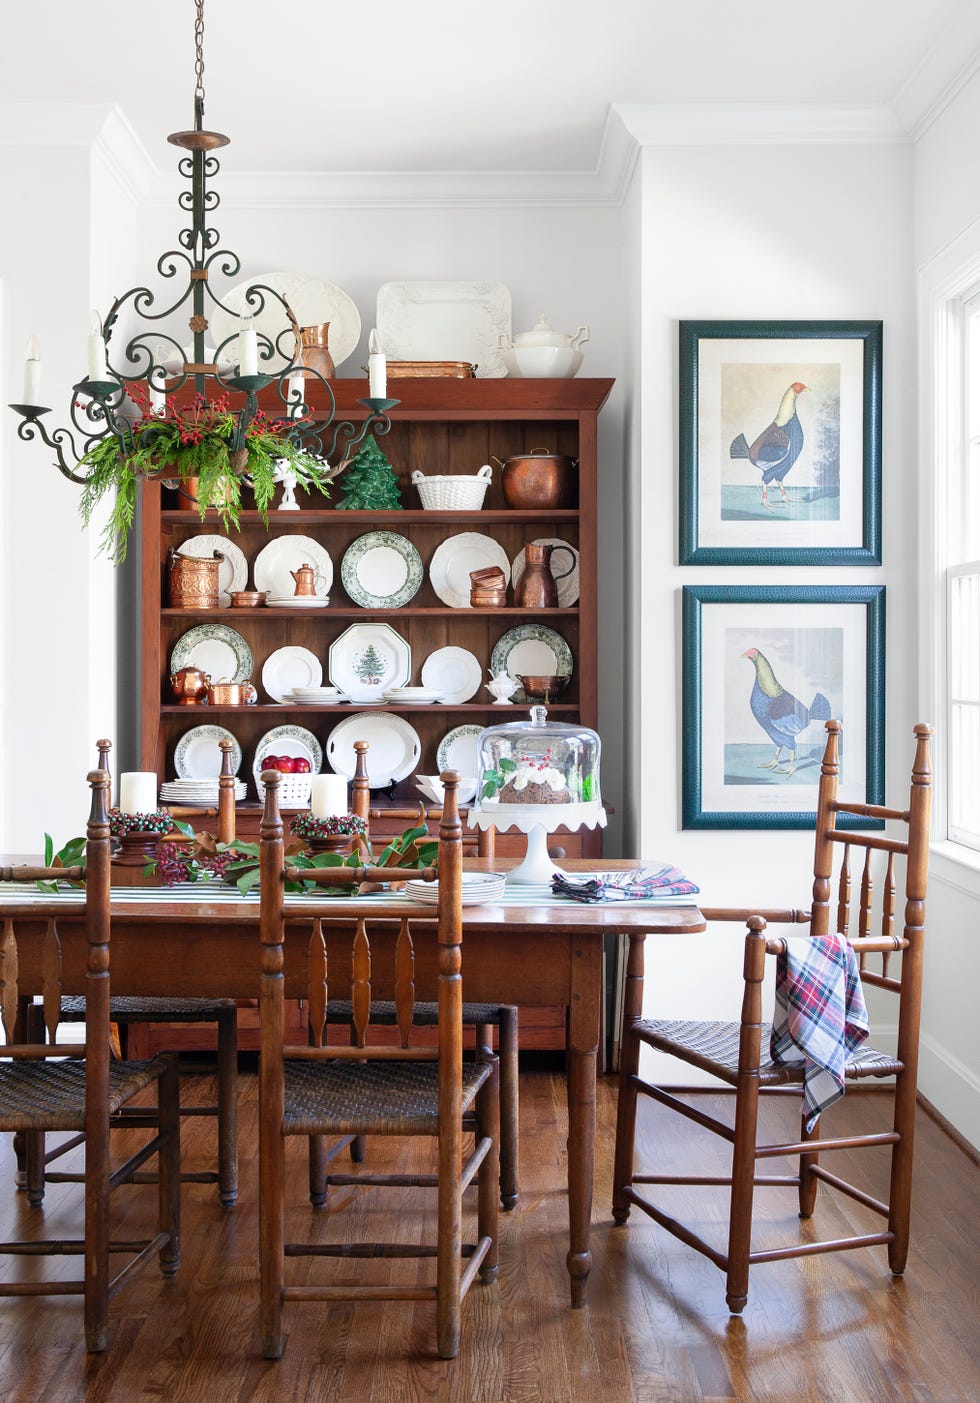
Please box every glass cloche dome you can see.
[468,706,605,884]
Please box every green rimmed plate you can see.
[340,531,424,609]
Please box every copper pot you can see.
[205,681,257,706]
[168,547,222,608]
[492,448,578,509]
[170,667,211,704]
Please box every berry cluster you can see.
[108,808,173,837]
[290,812,368,840]
[153,842,240,886]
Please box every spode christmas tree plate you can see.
[341,531,423,608]
[327,623,411,703]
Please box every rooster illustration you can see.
[730,381,808,510]
[742,647,832,776]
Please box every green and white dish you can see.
[490,625,573,703]
[436,724,485,776]
[328,623,412,702]
[170,623,253,685]
[340,531,424,609]
[174,724,243,779]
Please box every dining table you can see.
[0,857,706,1307]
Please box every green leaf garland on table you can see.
[337,433,403,510]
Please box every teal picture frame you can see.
[679,320,882,566]
[682,584,885,829]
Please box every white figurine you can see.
[486,669,519,704]
[275,460,300,511]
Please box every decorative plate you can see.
[511,538,580,608]
[261,645,323,703]
[490,625,573,703]
[436,724,485,776]
[326,712,422,787]
[377,281,512,378]
[340,531,424,609]
[420,646,483,703]
[252,724,323,793]
[170,623,253,685]
[253,535,333,601]
[209,270,361,371]
[174,535,248,609]
[428,533,511,609]
[327,623,412,702]
[173,724,243,779]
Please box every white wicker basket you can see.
[271,773,313,807]
[411,463,493,511]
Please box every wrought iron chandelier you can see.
[8,0,396,487]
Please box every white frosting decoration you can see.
[510,763,567,793]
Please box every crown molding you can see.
[0,101,111,147]
[91,105,156,204]
[893,4,980,141]
[613,102,908,146]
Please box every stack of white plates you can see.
[405,872,507,907]
[383,687,442,705]
[289,686,347,706]
[267,596,331,609]
[160,778,247,804]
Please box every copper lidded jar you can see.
[492,448,579,510]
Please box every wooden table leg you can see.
[565,936,602,1307]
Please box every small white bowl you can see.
[502,345,583,379]
[416,775,478,806]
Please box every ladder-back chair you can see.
[0,769,181,1352]
[258,768,500,1360]
[612,721,933,1313]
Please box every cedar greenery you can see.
[78,385,333,564]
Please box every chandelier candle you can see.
[238,316,258,377]
[87,311,108,381]
[311,774,348,819]
[368,328,387,400]
[119,772,159,816]
[22,337,41,405]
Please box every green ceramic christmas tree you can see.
[337,433,403,510]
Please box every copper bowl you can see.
[515,673,570,703]
[229,590,267,608]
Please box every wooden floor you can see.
[0,1067,976,1403]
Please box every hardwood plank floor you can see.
[0,1068,976,1403]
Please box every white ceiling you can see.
[1,0,978,174]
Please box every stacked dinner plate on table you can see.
[160,778,248,805]
[404,871,507,907]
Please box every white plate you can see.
[174,535,248,608]
[436,724,485,776]
[326,713,422,787]
[428,533,511,609]
[420,646,483,703]
[170,624,253,685]
[209,270,361,371]
[405,873,506,906]
[252,725,323,795]
[253,535,333,601]
[490,625,573,703]
[173,725,243,779]
[383,687,442,704]
[340,531,423,609]
[261,646,323,703]
[511,538,580,608]
[266,596,331,610]
[328,623,411,703]
[377,281,511,378]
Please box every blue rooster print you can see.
[730,381,808,511]
[742,647,832,777]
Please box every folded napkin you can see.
[770,934,869,1131]
[551,865,700,904]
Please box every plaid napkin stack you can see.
[551,865,700,904]
[770,934,869,1131]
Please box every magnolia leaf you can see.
[43,832,53,867]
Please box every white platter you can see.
[419,646,483,703]
[490,625,573,703]
[340,531,423,609]
[174,535,248,608]
[511,538,580,608]
[170,623,253,685]
[326,712,422,787]
[377,281,511,378]
[253,535,333,601]
[209,270,361,371]
[252,724,323,796]
[436,724,485,777]
[328,623,411,703]
[173,725,243,780]
[428,533,511,609]
[261,645,323,703]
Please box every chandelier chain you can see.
[194,0,206,103]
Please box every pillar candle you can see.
[238,316,258,377]
[310,773,348,819]
[150,345,167,415]
[87,310,108,381]
[287,371,306,416]
[118,772,158,816]
[367,327,386,400]
[22,336,41,404]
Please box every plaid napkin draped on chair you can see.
[551,865,700,903]
[770,934,869,1131]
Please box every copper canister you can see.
[168,547,222,608]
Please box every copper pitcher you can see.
[513,542,575,609]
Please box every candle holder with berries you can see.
[108,807,175,867]
[289,810,368,857]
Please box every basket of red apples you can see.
[258,752,314,807]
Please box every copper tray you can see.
[362,360,477,379]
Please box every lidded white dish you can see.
[512,314,589,351]
[500,315,589,379]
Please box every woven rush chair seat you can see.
[61,995,237,1022]
[0,1059,167,1132]
[284,1058,494,1137]
[641,1019,902,1085]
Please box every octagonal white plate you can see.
[209,271,361,371]
[428,533,510,609]
[328,623,411,704]
[174,535,248,609]
[326,712,422,787]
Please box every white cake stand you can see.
[467,802,607,885]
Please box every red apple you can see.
[292,757,311,774]
[261,755,280,771]
[275,756,296,773]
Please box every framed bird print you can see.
[678,320,882,565]
[681,584,885,829]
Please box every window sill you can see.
[929,841,980,900]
